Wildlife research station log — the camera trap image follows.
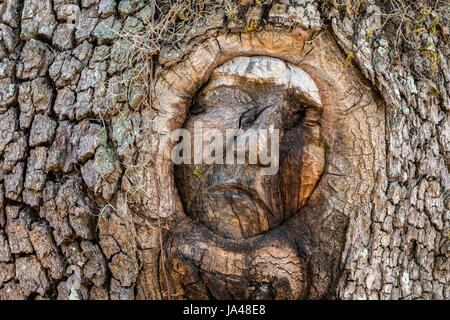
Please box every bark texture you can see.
[0,0,447,300]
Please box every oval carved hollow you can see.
[174,56,325,240]
[156,30,385,300]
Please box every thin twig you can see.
[148,0,173,300]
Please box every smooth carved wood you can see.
[175,56,325,240]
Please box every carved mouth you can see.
[186,182,273,240]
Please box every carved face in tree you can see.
[175,56,325,240]
[153,30,385,299]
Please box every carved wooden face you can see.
[175,56,325,240]
[153,31,385,300]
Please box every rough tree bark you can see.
[0,0,447,300]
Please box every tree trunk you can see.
[0,0,447,300]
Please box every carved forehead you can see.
[206,56,322,108]
[215,57,320,100]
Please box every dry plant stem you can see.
[149,0,172,300]
[155,165,172,299]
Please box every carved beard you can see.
[174,56,325,240]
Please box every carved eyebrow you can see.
[197,81,255,106]
[214,56,323,109]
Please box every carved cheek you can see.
[279,125,325,218]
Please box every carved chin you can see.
[165,215,309,299]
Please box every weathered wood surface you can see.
[0,0,447,300]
